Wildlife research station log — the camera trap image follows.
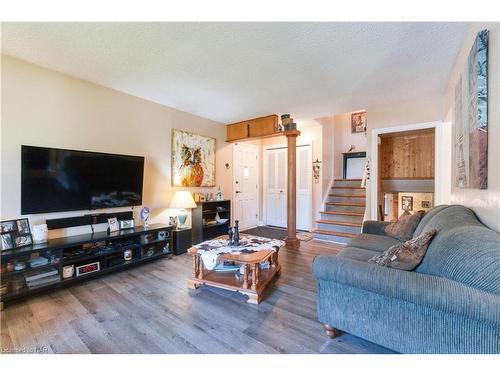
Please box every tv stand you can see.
[0,224,173,308]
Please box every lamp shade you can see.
[170,191,197,209]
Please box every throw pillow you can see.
[369,229,438,271]
[384,210,425,241]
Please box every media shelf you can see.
[192,200,231,243]
[0,224,173,306]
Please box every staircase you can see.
[312,179,366,245]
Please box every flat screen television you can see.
[21,145,145,214]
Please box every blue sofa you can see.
[312,205,500,354]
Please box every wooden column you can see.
[284,129,301,249]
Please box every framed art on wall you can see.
[171,129,216,187]
[351,111,367,133]
[454,29,488,189]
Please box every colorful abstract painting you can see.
[454,29,488,189]
[172,129,216,187]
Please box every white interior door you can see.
[296,145,312,231]
[265,148,287,227]
[233,143,259,230]
[265,145,312,230]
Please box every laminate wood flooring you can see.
[0,240,394,354]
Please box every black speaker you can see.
[46,211,134,230]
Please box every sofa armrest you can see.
[362,220,391,235]
[312,255,500,327]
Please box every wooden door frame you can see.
[263,142,313,230]
[232,142,260,230]
[369,121,443,220]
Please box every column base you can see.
[285,236,300,248]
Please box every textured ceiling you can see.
[1,22,469,123]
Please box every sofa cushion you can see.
[412,205,450,237]
[369,229,438,270]
[384,210,425,241]
[414,205,500,295]
[413,205,482,238]
[337,246,383,262]
[348,233,402,252]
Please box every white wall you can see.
[0,55,232,238]
[443,23,500,232]
[332,112,367,179]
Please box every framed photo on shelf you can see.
[0,220,17,234]
[108,217,120,232]
[401,196,413,212]
[119,219,135,230]
[1,233,14,251]
[1,218,32,251]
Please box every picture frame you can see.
[171,129,216,187]
[351,111,367,133]
[0,220,17,234]
[1,233,14,251]
[1,218,32,251]
[401,196,413,212]
[421,200,431,209]
[108,217,120,232]
[16,218,30,235]
[13,234,33,248]
[119,219,135,230]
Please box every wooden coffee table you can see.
[187,236,282,304]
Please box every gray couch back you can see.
[415,205,500,295]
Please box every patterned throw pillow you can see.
[384,210,426,241]
[369,229,438,271]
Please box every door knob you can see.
[279,190,283,193]
[236,190,242,194]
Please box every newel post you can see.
[284,129,301,249]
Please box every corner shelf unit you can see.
[192,200,231,244]
[0,224,173,305]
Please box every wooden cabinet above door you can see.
[226,114,279,142]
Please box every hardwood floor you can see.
[0,240,394,354]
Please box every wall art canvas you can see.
[454,29,488,189]
[351,111,366,133]
[172,129,216,187]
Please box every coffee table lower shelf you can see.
[188,264,281,304]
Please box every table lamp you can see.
[170,191,197,228]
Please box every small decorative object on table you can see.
[216,186,224,201]
[233,220,240,246]
[227,226,234,246]
[108,217,119,232]
[140,207,150,229]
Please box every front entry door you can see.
[233,143,259,230]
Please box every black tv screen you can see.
[21,145,144,214]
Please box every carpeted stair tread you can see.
[316,219,362,227]
[326,202,366,207]
[312,229,356,238]
[319,210,364,216]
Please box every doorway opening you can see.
[377,127,435,221]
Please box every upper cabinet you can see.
[226,114,279,142]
